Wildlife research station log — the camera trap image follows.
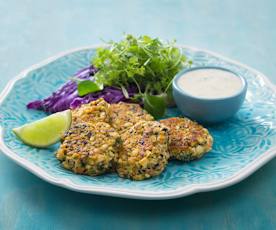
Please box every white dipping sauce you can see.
[177,69,243,99]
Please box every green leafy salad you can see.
[77,34,191,118]
[28,34,192,118]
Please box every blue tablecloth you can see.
[0,0,275,229]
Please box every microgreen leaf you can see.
[77,80,103,96]
[92,34,191,94]
[143,93,166,119]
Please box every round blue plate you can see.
[0,46,275,199]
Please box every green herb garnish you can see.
[79,34,191,118]
[144,93,166,119]
[77,80,103,96]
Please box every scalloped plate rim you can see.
[0,45,275,200]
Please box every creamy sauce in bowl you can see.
[177,68,243,99]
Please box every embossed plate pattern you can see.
[0,46,275,199]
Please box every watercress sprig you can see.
[77,34,192,118]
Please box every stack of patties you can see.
[56,98,213,180]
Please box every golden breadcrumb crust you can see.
[109,102,154,133]
[116,121,170,180]
[56,122,120,176]
[160,117,213,161]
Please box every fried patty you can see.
[160,117,213,161]
[116,121,170,180]
[72,98,110,124]
[109,102,154,133]
[56,122,120,176]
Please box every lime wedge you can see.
[13,110,72,148]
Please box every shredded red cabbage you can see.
[27,66,138,113]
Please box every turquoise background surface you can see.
[0,0,275,229]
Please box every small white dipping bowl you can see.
[172,66,247,124]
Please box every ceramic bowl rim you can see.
[173,66,247,101]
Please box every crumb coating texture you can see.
[72,98,110,124]
[109,102,154,133]
[117,121,170,180]
[160,117,213,161]
[56,122,120,176]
